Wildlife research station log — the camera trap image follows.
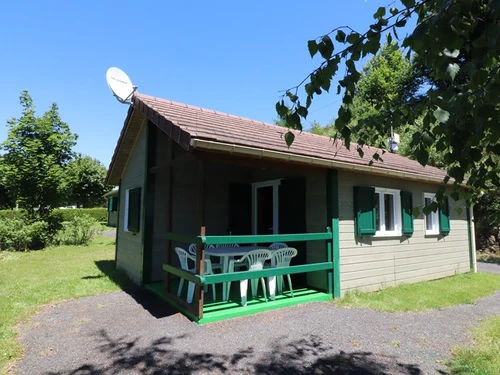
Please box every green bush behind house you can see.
[0,208,107,223]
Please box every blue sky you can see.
[0,1,414,167]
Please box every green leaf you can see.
[335,30,346,43]
[346,32,361,45]
[443,48,460,58]
[284,131,295,147]
[308,40,318,58]
[395,19,407,27]
[390,7,399,15]
[446,63,460,81]
[286,92,299,103]
[318,35,334,59]
[416,148,429,166]
[433,107,450,123]
[374,6,386,19]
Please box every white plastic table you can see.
[205,245,266,300]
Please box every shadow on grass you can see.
[45,332,425,375]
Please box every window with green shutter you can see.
[127,188,141,233]
[439,197,451,235]
[353,186,377,237]
[400,191,414,237]
[108,196,118,212]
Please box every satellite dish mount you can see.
[106,67,137,105]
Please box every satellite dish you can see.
[106,67,137,104]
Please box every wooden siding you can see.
[338,170,470,295]
[115,116,147,284]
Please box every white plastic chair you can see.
[266,247,298,300]
[226,249,271,306]
[269,242,288,250]
[175,247,216,303]
[188,243,221,271]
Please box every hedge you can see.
[0,208,107,223]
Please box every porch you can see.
[141,124,341,322]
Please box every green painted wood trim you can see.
[162,264,203,285]
[199,291,332,324]
[200,232,331,245]
[114,179,122,268]
[466,203,474,271]
[201,262,333,284]
[144,284,199,322]
[327,169,341,298]
[165,233,200,244]
[142,121,157,283]
[326,227,333,296]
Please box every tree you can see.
[0,156,15,209]
[65,155,111,208]
[1,91,77,217]
[277,0,500,204]
[349,41,422,147]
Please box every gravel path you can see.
[478,261,500,274]
[14,284,500,375]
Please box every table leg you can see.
[222,256,229,301]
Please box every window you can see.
[108,196,118,212]
[424,193,439,235]
[124,188,141,233]
[354,186,413,237]
[374,188,402,236]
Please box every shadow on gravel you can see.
[90,260,176,319]
[45,332,424,375]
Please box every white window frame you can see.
[424,193,439,235]
[123,189,131,232]
[374,187,402,237]
[251,179,281,235]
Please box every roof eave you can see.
[190,138,450,185]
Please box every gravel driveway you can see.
[14,279,500,375]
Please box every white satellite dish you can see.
[106,67,137,104]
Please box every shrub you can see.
[0,210,25,221]
[50,208,107,223]
[0,218,49,251]
[53,214,103,246]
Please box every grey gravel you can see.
[14,282,500,375]
[100,230,116,239]
[477,261,500,274]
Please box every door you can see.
[252,180,280,235]
[279,177,307,286]
[228,183,252,235]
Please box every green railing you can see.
[164,229,337,293]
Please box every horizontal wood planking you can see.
[115,123,147,284]
[338,170,470,293]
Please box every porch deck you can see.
[145,281,331,324]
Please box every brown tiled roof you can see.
[106,92,448,185]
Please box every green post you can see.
[466,202,475,272]
[326,226,333,295]
[326,169,341,298]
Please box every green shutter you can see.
[128,188,141,233]
[108,197,113,212]
[400,191,414,237]
[111,196,118,212]
[439,197,451,235]
[353,186,376,237]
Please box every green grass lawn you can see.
[0,236,130,374]
[336,272,500,312]
[449,315,500,375]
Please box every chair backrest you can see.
[216,243,240,248]
[175,247,194,270]
[188,243,215,255]
[269,242,288,250]
[271,247,298,268]
[188,243,197,255]
[241,249,272,271]
[175,247,213,273]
